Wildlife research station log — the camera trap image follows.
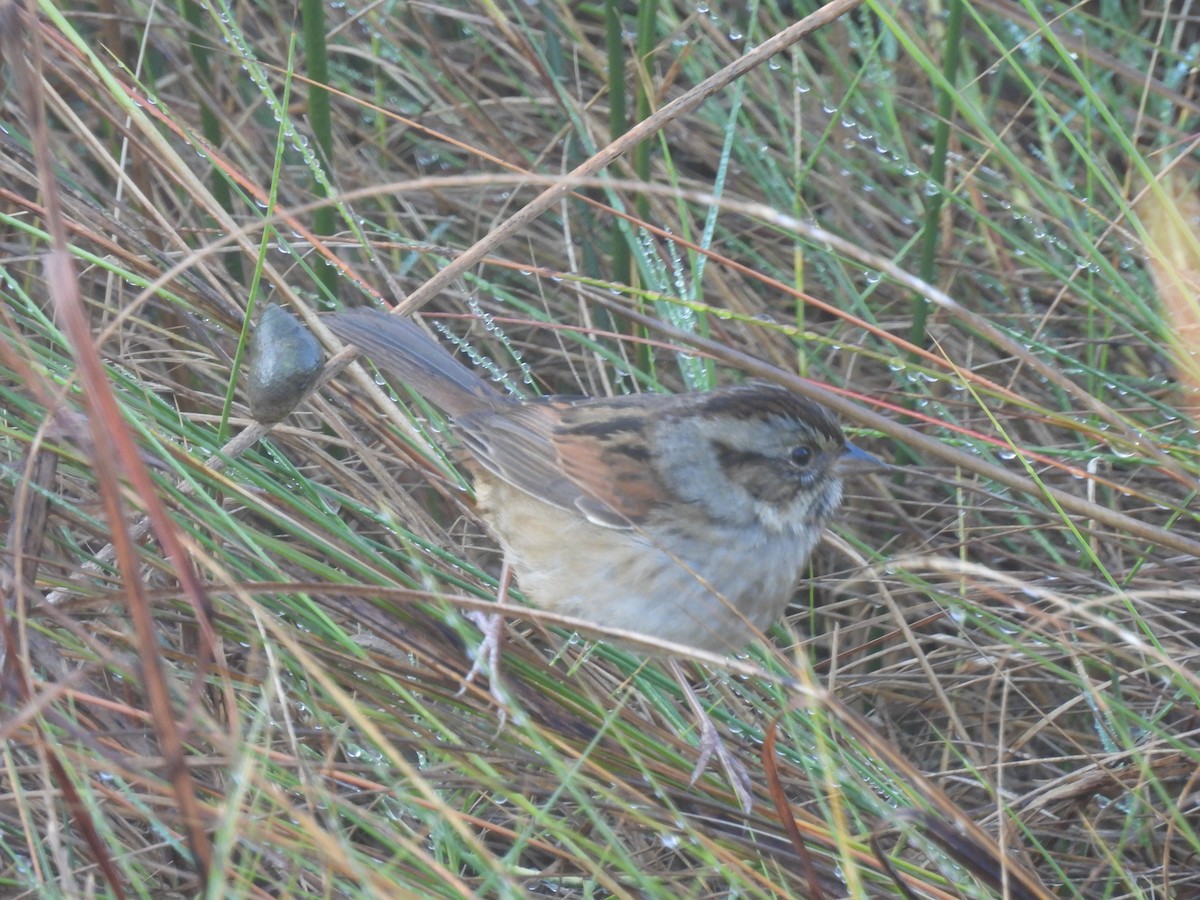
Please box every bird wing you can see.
[456,395,673,529]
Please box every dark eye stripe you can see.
[715,444,769,470]
[714,442,814,506]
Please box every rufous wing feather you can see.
[458,397,674,529]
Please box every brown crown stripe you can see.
[695,387,843,441]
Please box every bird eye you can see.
[790,446,814,468]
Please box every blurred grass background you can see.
[1,0,1199,896]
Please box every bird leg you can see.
[459,558,513,727]
[668,658,754,814]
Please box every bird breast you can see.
[475,476,819,653]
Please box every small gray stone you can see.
[246,304,323,423]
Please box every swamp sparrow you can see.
[326,309,879,654]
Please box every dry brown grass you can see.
[1,0,1198,897]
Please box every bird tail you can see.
[324,309,502,417]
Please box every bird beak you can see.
[837,441,887,475]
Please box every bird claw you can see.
[671,659,755,814]
[458,560,515,730]
[458,609,510,729]
[689,707,754,814]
